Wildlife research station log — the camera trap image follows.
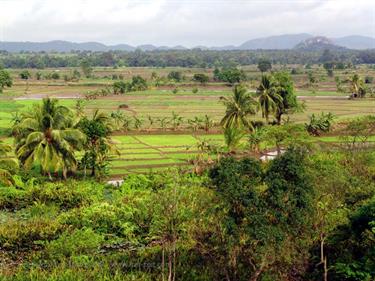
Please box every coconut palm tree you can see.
[349,74,366,98]
[0,141,18,186]
[257,75,283,123]
[220,84,258,131]
[78,109,119,178]
[13,98,85,180]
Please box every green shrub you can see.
[0,217,62,250]
[0,181,104,211]
[44,228,104,260]
[59,203,136,238]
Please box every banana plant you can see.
[157,117,170,131]
[188,116,204,132]
[203,115,214,132]
[133,116,144,131]
[147,115,155,131]
[171,112,184,131]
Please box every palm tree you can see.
[257,75,283,123]
[220,84,258,131]
[349,74,366,98]
[223,126,245,153]
[79,109,119,178]
[0,141,18,186]
[13,98,85,180]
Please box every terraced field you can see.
[1,65,375,178]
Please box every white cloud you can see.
[0,0,374,46]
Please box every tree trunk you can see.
[162,245,165,281]
[320,235,328,281]
[62,168,67,180]
[168,252,172,281]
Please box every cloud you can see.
[0,0,374,46]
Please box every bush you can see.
[59,203,136,237]
[113,81,129,94]
[192,87,198,94]
[167,71,182,82]
[44,228,104,260]
[305,112,335,136]
[0,217,62,250]
[50,72,60,80]
[0,181,104,211]
[192,73,209,84]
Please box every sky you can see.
[0,0,374,47]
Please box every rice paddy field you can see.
[1,65,375,177]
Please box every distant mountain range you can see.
[0,34,374,52]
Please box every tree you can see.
[272,72,300,124]
[348,74,366,98]
[19,70,31,93]
[328,197,375,281]
[13,98,85,180]
[214,67,246,84]
[167,71,183,82]
[0,68,12,93]
[80,60,93,78]
[193,73,209,84]
[78,109,119,178]
[220,84,258,130]
[263,124,311,155]
[257,58,272,72]
[323,62,335,77]
[256,75,283,123]
[19,70,31,80]
[262,147,315,279]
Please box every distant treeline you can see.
[1,49,375,68]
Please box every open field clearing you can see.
[1,93,375,132]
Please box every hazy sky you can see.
[0,0,374,47]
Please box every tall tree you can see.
[257,75,283,123]
[272,72,300,124]
[349,73,366,98]
[78,109,119,178]
[257,58,272,73]
[13,98,85,179]
[220,84,258,130]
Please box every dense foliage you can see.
[1,48,375,69]
[0,146,374,280]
